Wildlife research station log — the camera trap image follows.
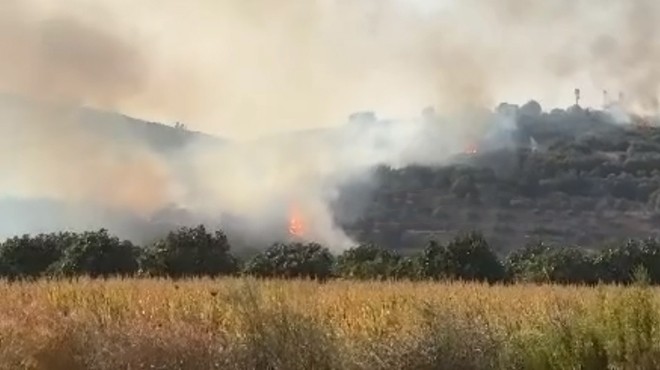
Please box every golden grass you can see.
[1,278,660,369]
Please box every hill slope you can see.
[337,106,660,253]
[2,94,660,252]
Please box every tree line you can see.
[1,225,660,284]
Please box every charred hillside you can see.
[338,103,660,253]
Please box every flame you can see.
[464,143,478,155]
[288,204,305,238]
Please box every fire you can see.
[288,204,305,238]
[464,143,478,155]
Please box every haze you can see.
[0,0,659,248]
[3,0,660,139]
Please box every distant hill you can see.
[335,104,660,254]
[0,92,227,152]
[75,107,227,152]
[3,92,660,253]
[0,94,226,242]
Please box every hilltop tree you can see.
[520,100,542,117]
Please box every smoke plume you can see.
[1,0,660,248]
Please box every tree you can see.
[419,234,504,283]
[54,229,139,277]
[443,233,505,282]
[419,240,450,280]
[0,232,77,279]
[392,257,420,280]
[244,242,334,280]
[143,225,238,278]
[506,243,597,284]
[336,244,402,280]
[520,100,542,117]
[593,239,660,284]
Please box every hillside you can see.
[3,93,660,252]
[0,94,226,242]
[0,93,226,150]
[338,104,660,253]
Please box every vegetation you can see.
[2,277,660,369]
[140,225,238,278]
[338,105,660,250]
[243,242,334,280]
[3,227,660,286]
[3,103,660,367]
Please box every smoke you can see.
[1,0,660,248]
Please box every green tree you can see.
[0,232,77,279]
[506,243,597,284]
[419,234,504,283]
[244,242,334,280]
[336,244,402,280]
[443,233,505,282]
[594,238,660,284]
[54,229,139,277]
[392,256,420,280]
[419,240,451,280]
[143,225,238,278]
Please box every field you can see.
[2,278,660,370]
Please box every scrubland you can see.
[1,278,660,370]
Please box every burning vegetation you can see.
[288,204,305,239]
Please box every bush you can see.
[143,225,239,278]
[244,242,334,280]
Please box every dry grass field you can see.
[1,278,660,369]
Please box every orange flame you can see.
[288,204,305,238]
